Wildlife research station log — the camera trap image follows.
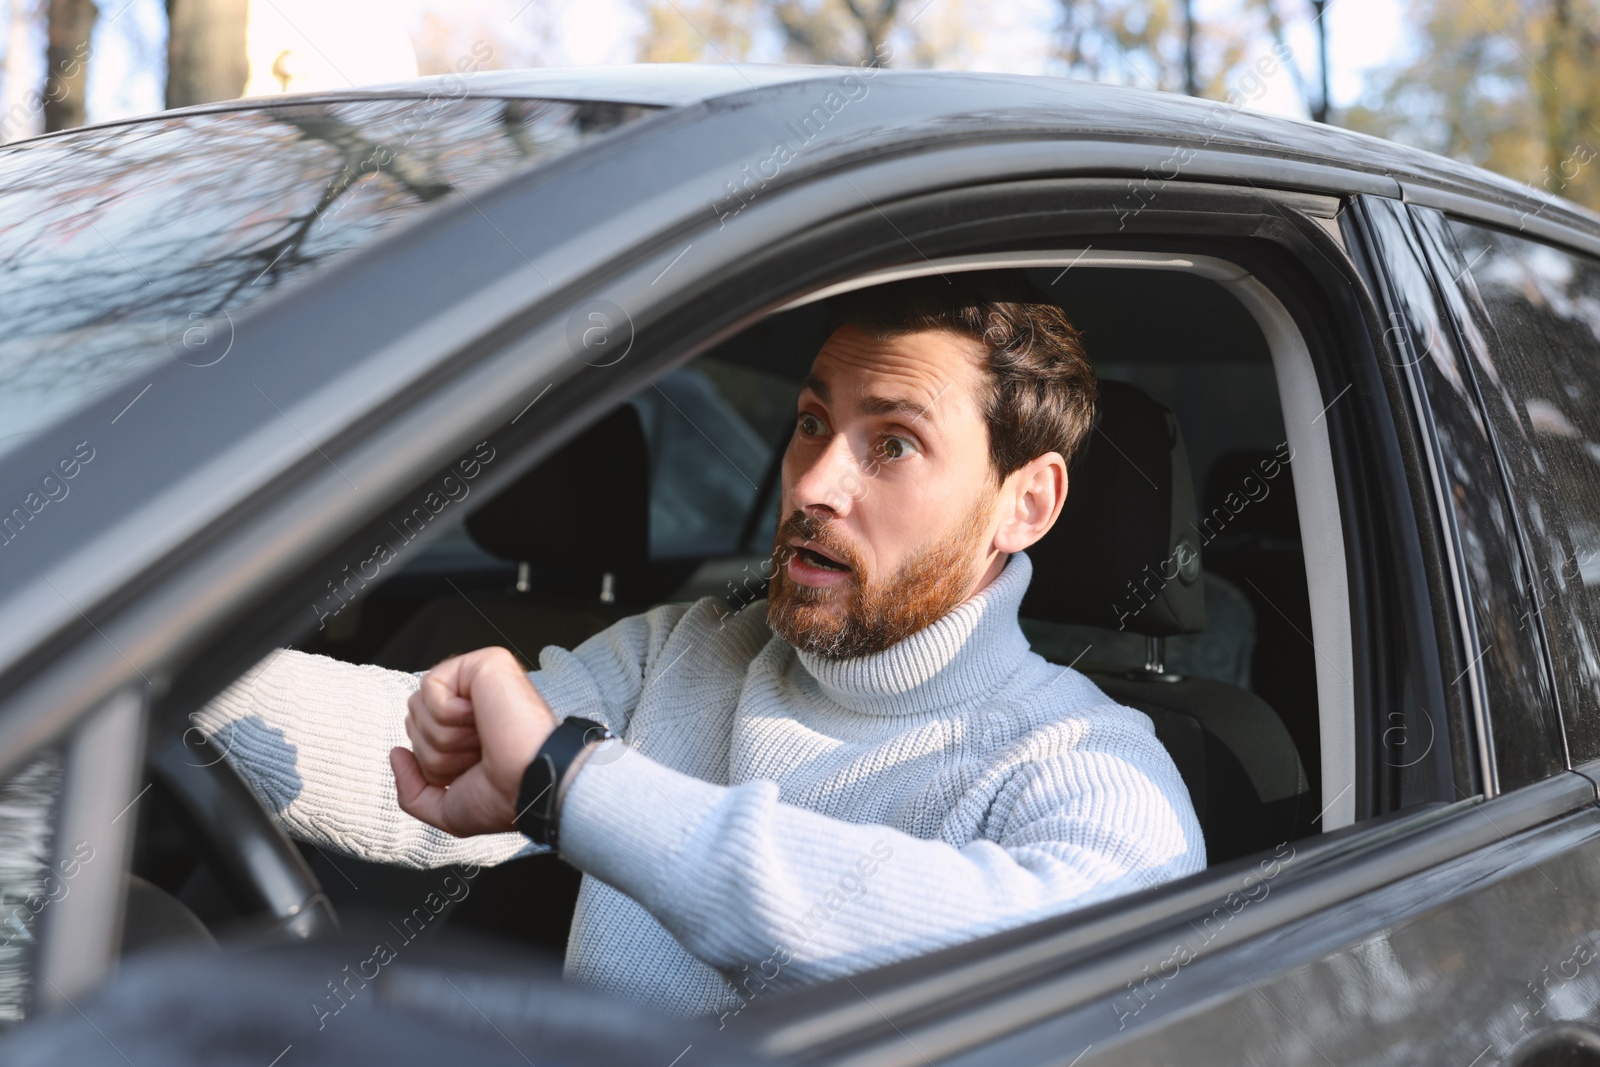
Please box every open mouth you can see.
[793,540,852,572]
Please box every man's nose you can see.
[789,433,864,519]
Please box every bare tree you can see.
[771,0,900,65]
[42,0,92,131]
[1180,0,1197,95]
[1056,0,1180,91]
[636,0,758,63]
[1309,0,1328,122]
[1054,0,1251,97]
[165,0,248,108]
[1251,0,1330,121]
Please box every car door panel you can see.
[767,777,1600,1066]
[1053,778,1600,1066]
[1039,195,1600,1065]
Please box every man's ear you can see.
[992,452,1067,554]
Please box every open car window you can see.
[285,257,1345,888]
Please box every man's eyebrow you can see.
[800,375,946,426]
[862,393,941,425]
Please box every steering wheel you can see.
[144,719,339,940]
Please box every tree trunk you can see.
[165,0,248,109]
[1311,0,1329,123]
[42,0,94,132]
[840,0,899,65]
[1180,0,1197,96]
[1,0,46,142]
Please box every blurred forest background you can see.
[0,0,1597,211]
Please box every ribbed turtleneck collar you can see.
[792,551,1036,717]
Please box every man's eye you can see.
[880,435,916,460]
[797,414,824,436]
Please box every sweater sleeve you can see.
[191,603,703,870]
[191,648,534,870]
[557,719,1206,993]
[525,602,698,734]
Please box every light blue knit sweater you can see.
[195,551,1205,1018]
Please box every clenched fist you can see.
[389,646,558,838]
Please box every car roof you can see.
[11,63,1593,237]
[355,62,858,106]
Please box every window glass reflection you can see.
[1449,219,1600,763]
[0,97,655,461]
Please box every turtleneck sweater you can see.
[193,551,1205,1019]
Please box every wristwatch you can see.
[514,716,617,851]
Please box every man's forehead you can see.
[803,326,985,409]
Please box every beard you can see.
[766,503,993,659]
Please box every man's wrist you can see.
[514,717,617,850]
[554,736,616,813]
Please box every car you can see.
[0,59,1599,1065]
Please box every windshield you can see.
[0,96,657,464]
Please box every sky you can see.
[0,0,1410,133]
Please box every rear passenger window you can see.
[632,360,797,559]
[1447,220,1600,763]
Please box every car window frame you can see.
[776,242,1359,827]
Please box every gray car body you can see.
[0,65,1598,1064]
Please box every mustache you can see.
[775,511,864,574]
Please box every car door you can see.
[738,193,1600,1066]
[739,191,1600,1067]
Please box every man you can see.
[197,274,1205,1021]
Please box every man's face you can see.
[766,324,1007,658]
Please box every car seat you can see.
[362,405,654,953]
[1200,449,1321,807]
[372,405,650,672]
[1020,380,1313,862]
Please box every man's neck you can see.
[968,550,1011,600]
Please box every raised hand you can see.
[390,646,558,838]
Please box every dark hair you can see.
[825,272,1098,478]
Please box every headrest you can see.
[467,405,649,597]
[1020,380,1205,637]
[1202,449,1300,547]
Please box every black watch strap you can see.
[515,716,615,851]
